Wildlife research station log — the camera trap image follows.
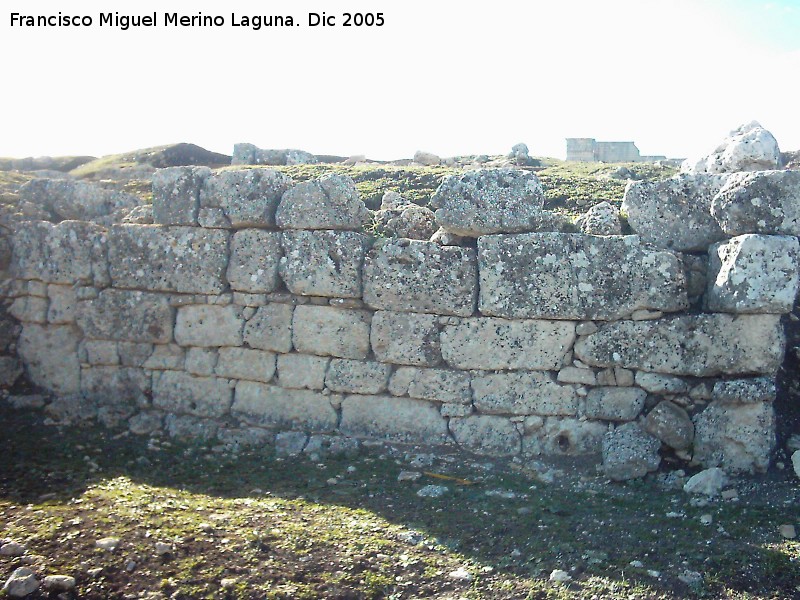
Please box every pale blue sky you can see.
[2,0,798,161]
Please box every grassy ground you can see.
[1,403,798,600]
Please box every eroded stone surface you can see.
[441,318,575,370]
[152,371,233,418]
[389,366,471,404]
[175,305,244,347]
[339,395,448,444]
[108,225,230,294]
[478,233,687,320]
[575,314,784,377]
[682,121,780,174]
[325,359,391,394]
[711,170,800,236]
[523,417,607,456]
[152,166,210,226]
[292,305,371,359]
[232,382,337,431]
[371,311,441,366]
[644,401,694,450]
[200,168,293,228]
[215,347,276,383]
[584,387,646,421]
[243,303,293,353]
[276,174,368,230]
[693,401,774,473]
[227,229,282,293]
[277,354,329,389]
[707,234,800,313]
[711,377,776,404]
[471,371,578,416]
[449,415,521,456]
[77,289,173,343]
[280,230,366,298]
[18,324,81,394]
[364,239,477,316]
[602,422,661,481]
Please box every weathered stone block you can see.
[84,340,119,365]
[557,366,596,385]
[232,381,337,431]
[712,377,776,404]
[81,366,150,405]
[227,229,282,293]
[143,344,185,370]
[108,225,230,294]
[292,305,371,359]
[9,296,48,323]
[243,303,293,352]
[449,415,521,456]
[340,395,449,444]
[152,166,210,226]
[388,366,471,404]
[472,371,578,416]
[185,347,218,376]
[11,220,108,285]
[478,233,688,320]
[371,311,441,366]
[711,170,800,235]
[707,234,800,314]
[574,314,784,377]
[117,342,153,367]
[175,305,244,347]
[584,387,646,421]
[634,372,688,394]
[523,417,607,456]
[0,356,22,387]
[47,285,77,324]
[441,317,575,370]
[621,174,728,251]
[18,324,81,394]
[325,359,391,394]
[644,401,694,450]
[280,230,366,298]
[77,289,174,344]
[277,354,329,389]
[693,401,774,473]
[430,168,548,236]
[216,347,276,383]
[276,174,368,230]
[200,168,293,228]
[363,239,477,316]
[602,422,661,481]
[165,414,219,441]
[152,371,233,418]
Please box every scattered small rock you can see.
[42,575,76,592]
[448,566,473,581]
[3,567,39,598]
[416,484,449,498]
[779,524,797,539]
[549,569,572,584]
[0,541,27,556]
[397,470,422,482]
[792,450,800,479]
[154,542,172,556]
[721,488,739,501]
[397,530,425,545]
[700,514,713,526]
[647,569,661,578]
[86,568,103,578]
[95,537,120,551]
[683,468,728,496]
[220,578,238,589]
[678,569,704,589]
[124,560,137,572]
[629,560,644,568]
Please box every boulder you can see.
[441,317,575,371]
[682,121,780,174]
[478,233,687,320]
[429,168,549,236]
[280,230,366,297]
[707,234,800,314]
[602,422,661,481]
[413,150,441,166]
[621,174,728,251]
[374,205,438,240]
[275,174,368,230]
[693,401,774,473]
[711,170,800,236]
[574,314,784,377]
[575,201,622,235]
[683,467,728,496]
[199,168,293,228]
[644,401,694,450]
[231,143,317,166]
[363,239,478,316]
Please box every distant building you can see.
[565,138,666,163]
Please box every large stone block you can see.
[363,239,477,316]
[644,401,694,451]
[339,395,449,444]
[17,177,140,222]
[47,284,77,324]
[621,174,728,251]
[711,170,800,235]
[200,168,293,228]
[584,387,646,421]
[77,289,174,343]
[429,168,548,236]
[243,303,293,352]
[277,354,330,389]
[574,314,784,377]
[18,324,81,394]
[215,347,276,383]
[292,305,371,359]
[280,230,366,297]
[441,317,575,370]
[11,220,108,285]
[478,233,688,320]
[471,371,578,416]
[9,296,47,323]
[693,401,774,473]
[152,371,233,418]
[602,422,661,481]
[388,366,471,404]
[523,417,607,457]
[108,225,230,294]
[227,229,282,293]
[370,311,441,366]
[325,359,391,395]
[80,366,150,405]
[449,415,521,456]
[232,381,337,431]
[275,174,368,230]
[152,166,210,226]
[175,305,244,347]
[707,234,800,314]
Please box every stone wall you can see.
[5,165,799,481]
